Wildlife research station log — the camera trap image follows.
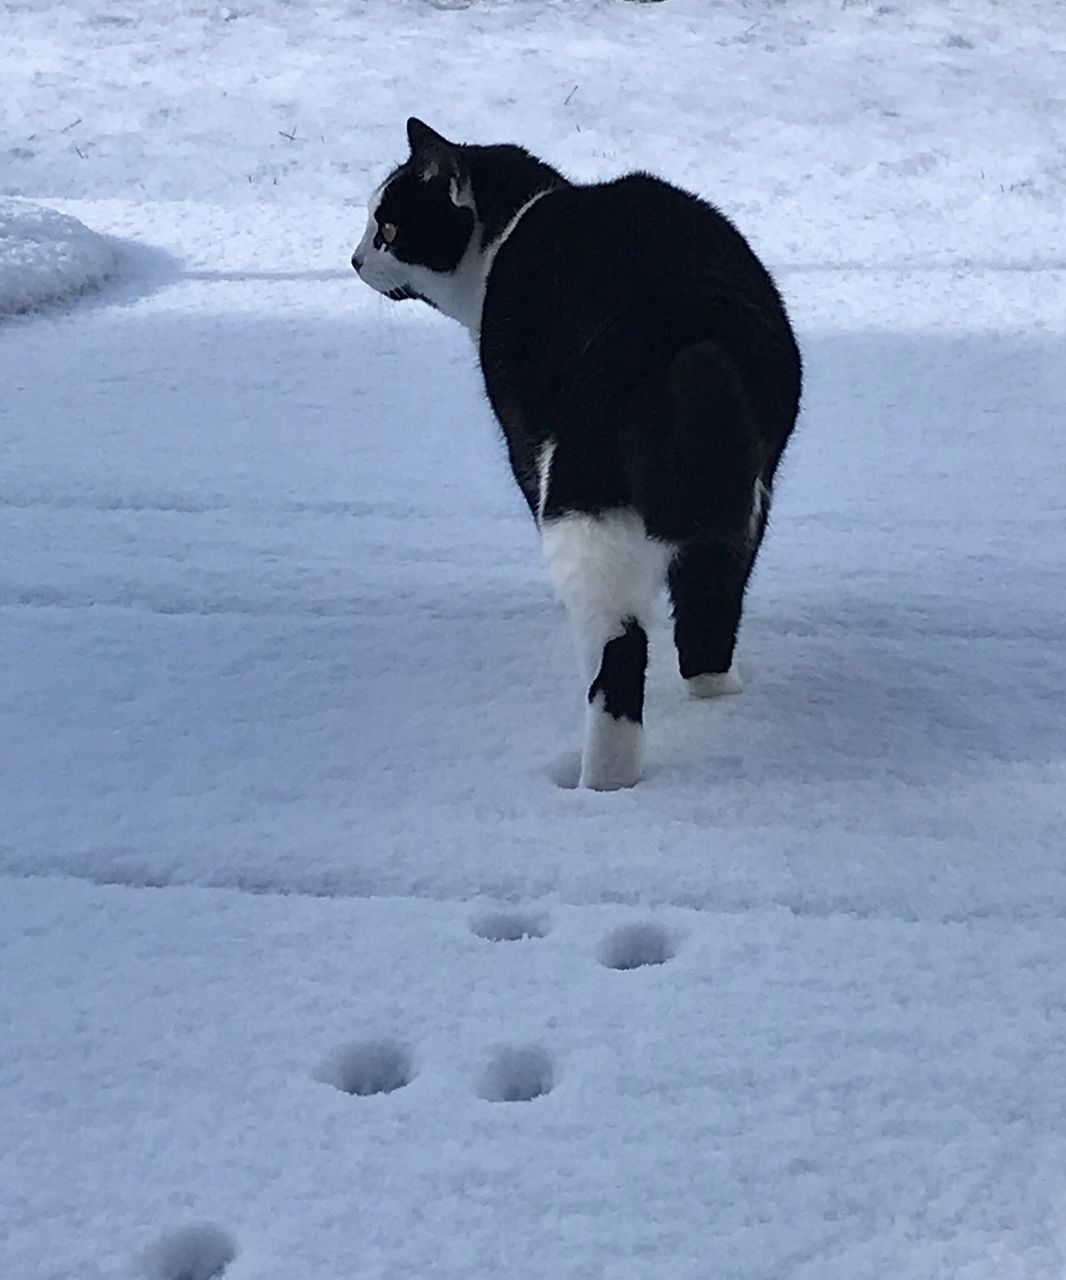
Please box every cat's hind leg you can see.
[540,508,672,791]
[668,491,768,698]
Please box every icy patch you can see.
[471,910,549,942]
[142,1224,236,1280]
[0,198,114,314]
[598,923,675,970]
[315,1039,414,1097]
[479,1045,554,1103]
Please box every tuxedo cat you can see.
[352,119,802,790]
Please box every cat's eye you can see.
[381,222,398,245]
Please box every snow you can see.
[3,1,1066,1277]
[5,878,1066,1279]
[0,199,114,314]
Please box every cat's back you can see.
[490,170,778,310]
[482,169,797,394]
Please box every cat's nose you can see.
[351,251,363,272]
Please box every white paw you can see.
[580,758,642,791]
[685,666,743,698]
[580,697,643,790]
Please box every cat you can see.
[352,118,802,790]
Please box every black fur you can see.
[373,130,565,279]
[356,121,802,785]
[479,169,801,683]
[480,174,800,534]
[374,167,474,275]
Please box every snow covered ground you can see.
[3,2,1066,1277]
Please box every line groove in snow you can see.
[4,870,1065,928]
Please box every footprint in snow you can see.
[142,1224,236,1280]
[315,1039,415,1097]
[470,910,549,942]
[479,1045,554,1103]
[598,922,676,970]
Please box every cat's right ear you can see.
[407,117,448,157]
[406,117,472,209]
[407,117,460,181]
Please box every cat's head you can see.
[351,118,480,323]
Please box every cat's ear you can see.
[406,117,471,207]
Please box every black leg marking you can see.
[588,617,648,722]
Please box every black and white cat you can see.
[352,119,802,790]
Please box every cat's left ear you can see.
[406,117,471,207]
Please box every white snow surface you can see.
[4,1,1066,1277]
[0,198,114,313]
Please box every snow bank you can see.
[0,198,114,314]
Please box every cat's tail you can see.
[658,339,764,541]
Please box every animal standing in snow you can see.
[352,119,802,790]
